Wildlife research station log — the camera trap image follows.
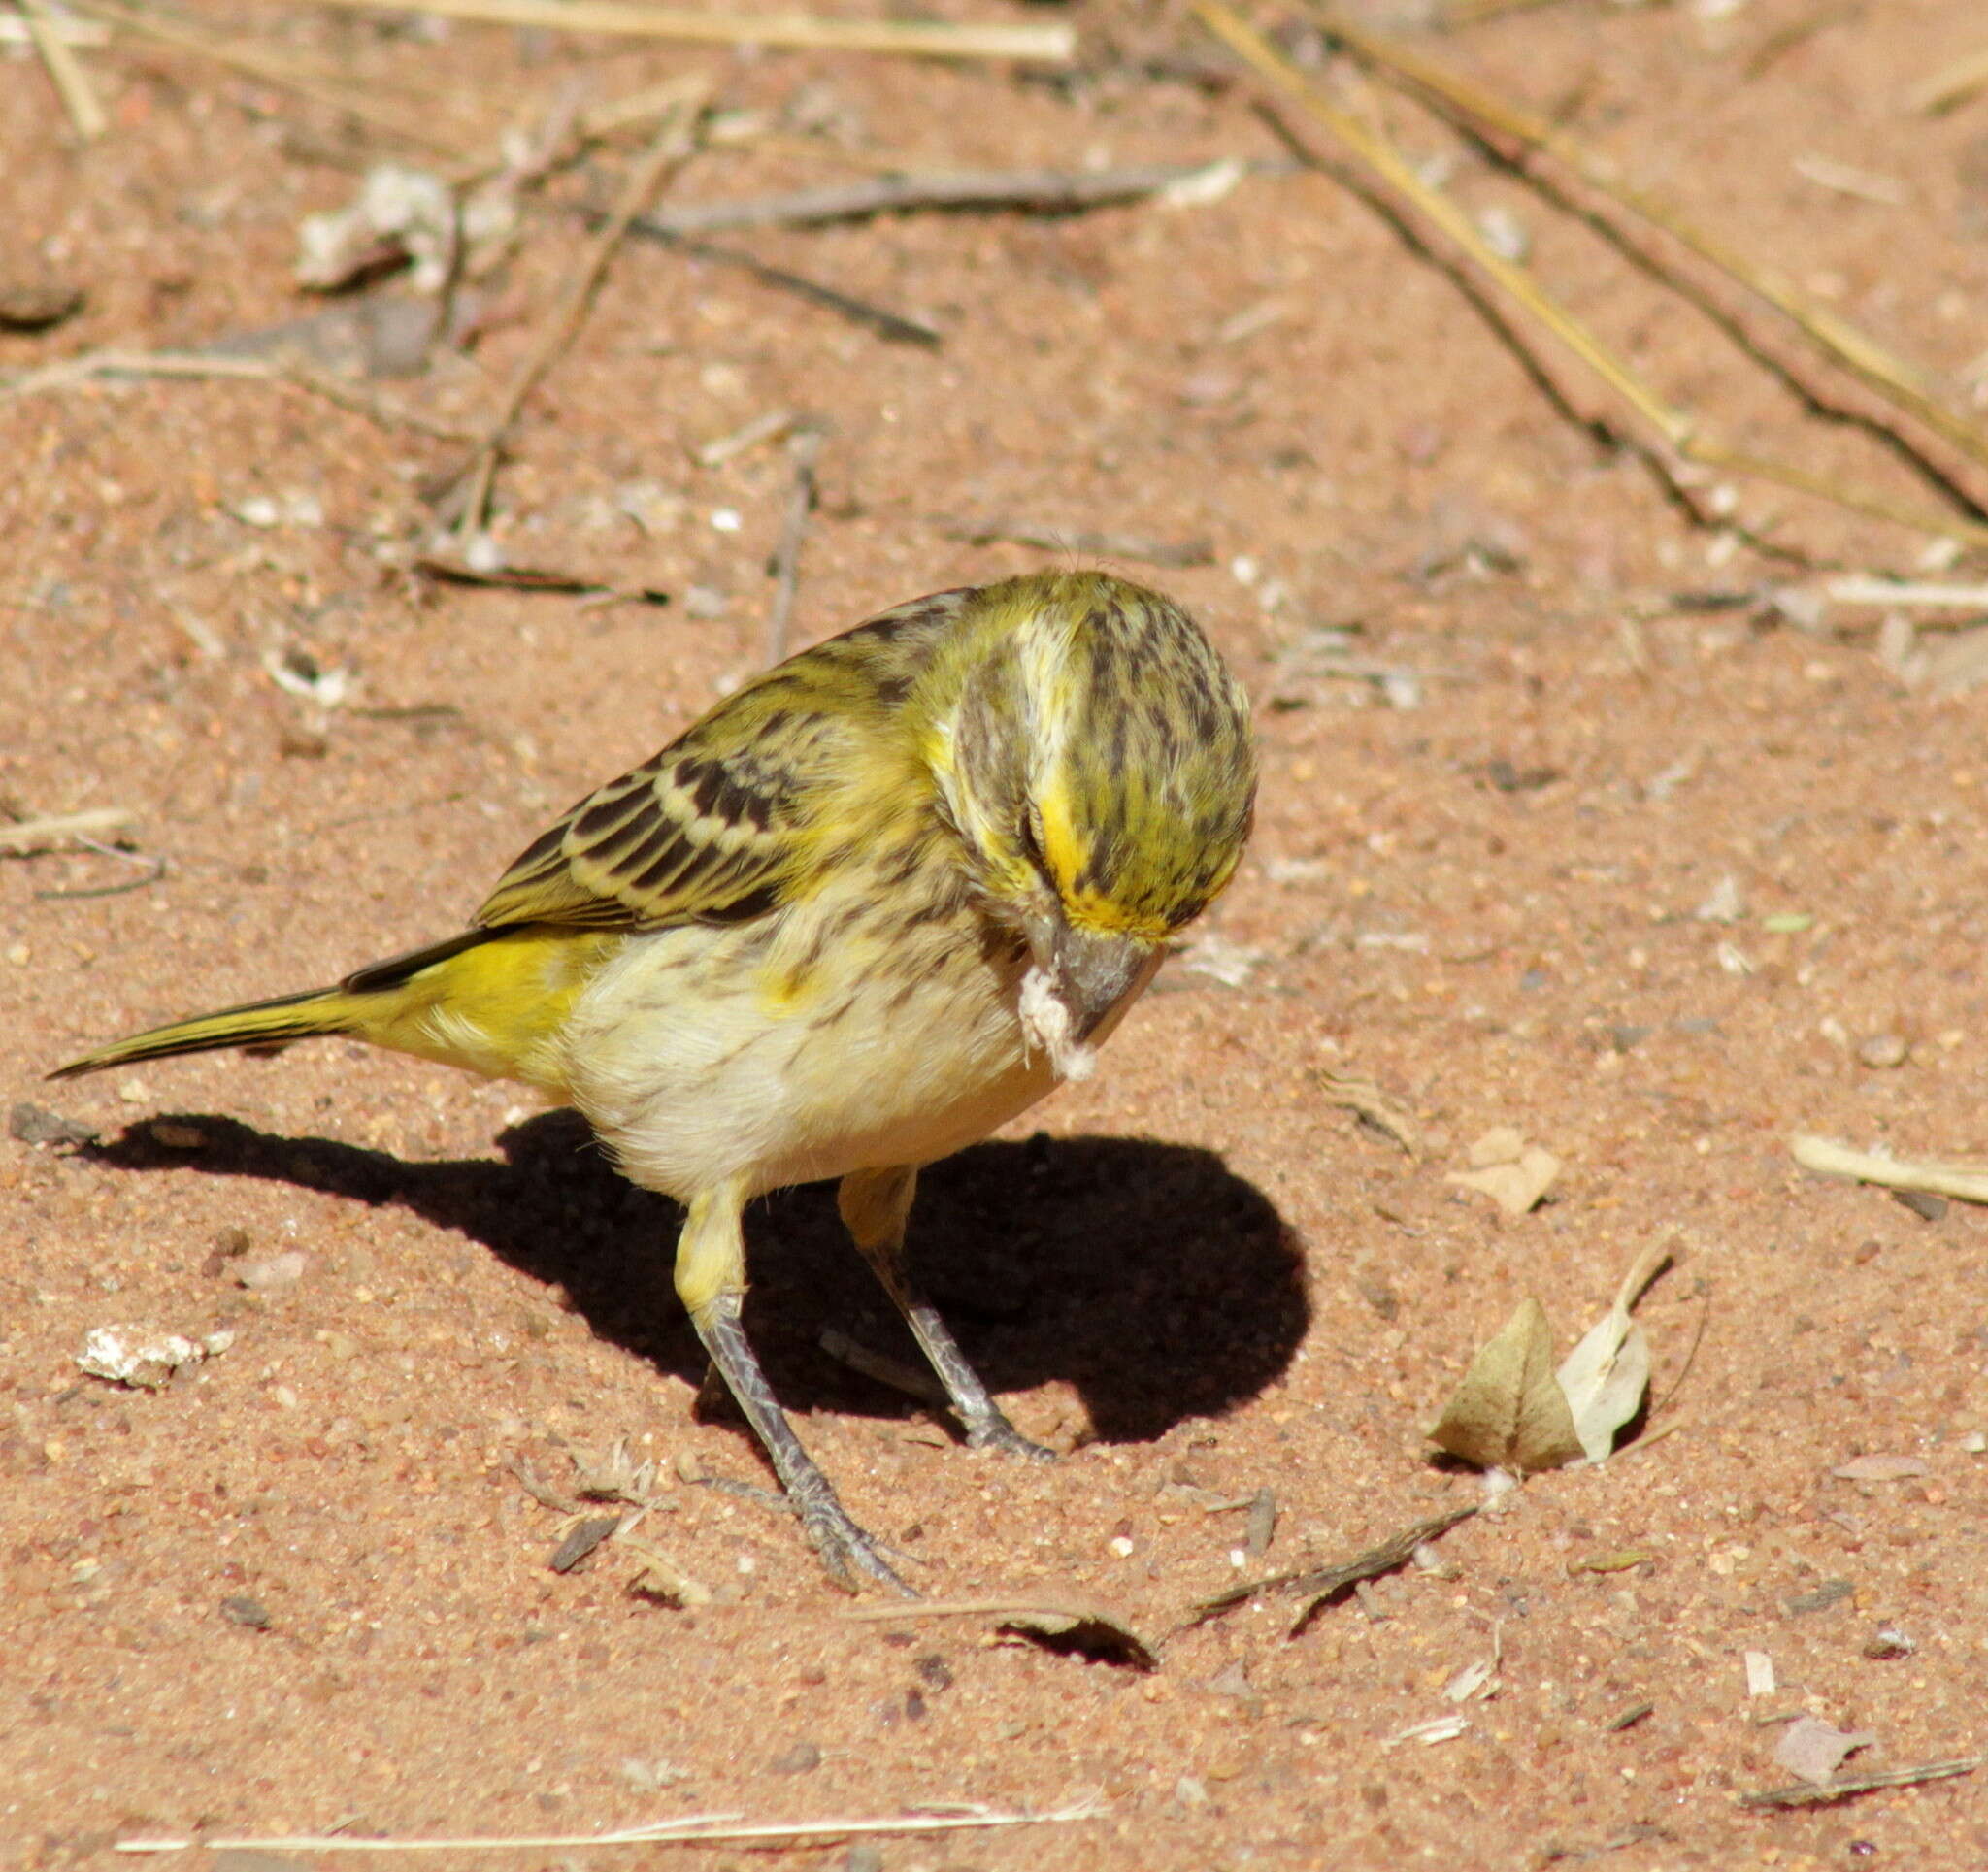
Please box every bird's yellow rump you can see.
[55,569,1257,1590]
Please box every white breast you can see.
[555,902,1086,1202]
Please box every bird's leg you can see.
[674,1187,911,1594]
[838,1166,1055,1462]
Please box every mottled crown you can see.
[924,572,1257,939]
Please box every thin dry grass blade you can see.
[1196,0,1988,552]
[301,0,1075,64]
[116,1799,1103,1854]
[75,0,470,151]
[1441,0,1571,23]
[449,92,709,537]
[1905,46,1988,116]
[17,0,108,138]
[1306,4,1988,484]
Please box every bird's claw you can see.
[804,1503,916,1596]
[965,1417,1058,1462]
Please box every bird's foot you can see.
[801,1497,916,1596]
[964,1414,1058,1462]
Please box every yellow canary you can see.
[54,570,1257,1590]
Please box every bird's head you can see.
[923,572,1257,1067]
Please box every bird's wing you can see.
[474,589,972,932]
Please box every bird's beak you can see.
[1030,917,1160,1041]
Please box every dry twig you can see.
[631,225,942,347]
[1905,46,1988,115]
[1738,1756,1985,1810]
[637,159,1255,238]
[447,95,707,538]
[817,1326,947,1408]
[1185,1505,1478,1633]
[300,0,1074,64]
[1197,1,1988,554]
[1304,4,1988,500]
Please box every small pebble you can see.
[1857,1033,1908,1068]
[238,1251,309,1294]
[770,1741,821,1775]
[1892,1189,1948,1223]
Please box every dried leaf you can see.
[1831,1454,1930,1482]
[1555,1242,1672,1463]
[547,1514,621,1573]
[1775,1716,1878,1787]
[1427,1298,1583,1473]
[1447,1130,1561,1215]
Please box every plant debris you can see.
[0,807,136,853]
[625,1547,713,1609]
[116,1796,1104,1856]
[412,550,670,604]
[1774,1715,1877,1787]
[1314,1070,1422,1158]
[1792,1134,1988,1204]
[845,1596,1154,1670]
[1429,1242,1671,1473]
[1446,1127,1561,1216]
[1737,1756,1984,1811]
[547,1514,622,1574]
[1426,1298,1583,1474]
[76,1325,232,1390]
[1185,1505,1478,1634]
[1554,1242,1672,1463]
[1831,1454,1930,1483]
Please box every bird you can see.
[52,569,1258,1591]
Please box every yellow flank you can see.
[359,927,622,1097]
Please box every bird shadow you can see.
[83,1110,1308,1445]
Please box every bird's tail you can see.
[48,984,363,1078]
[49,926,609,1094]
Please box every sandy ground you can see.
[7,1,1988,1867]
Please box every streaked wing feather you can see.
[474,587,973,932]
